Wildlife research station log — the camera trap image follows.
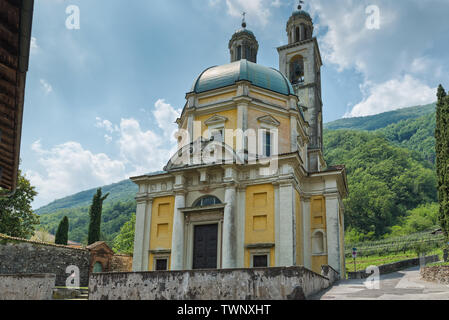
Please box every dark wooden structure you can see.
[0,0,34,193]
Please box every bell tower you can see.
[277,2,324,172]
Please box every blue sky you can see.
[23,0,449,208]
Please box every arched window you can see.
[300,24,306,41]
[93,262,103,273]
[289,55,305,84]
[295,27,300,42]
[237,45,242,60]
[193,196,222,207]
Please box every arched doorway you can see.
[93,262,103,273]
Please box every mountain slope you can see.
[35,179,138,215]
[325,103,436,131]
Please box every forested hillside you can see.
[37,103,439,246]
[325,103,435,131]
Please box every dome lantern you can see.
[229,12,259,63]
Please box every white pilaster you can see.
[325,195,341,274]
[274,183,280,266]
[236,187,246,268]
[141,199,153,271]
[170,191,186,270]
[132,199,147,271]
[278,182,295,266]
[290,116,298,152]
[222,185,237,268]
[302,197,311,269]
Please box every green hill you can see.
[325,103,436,131]
[35,179,138,215]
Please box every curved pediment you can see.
[164,138,244,171]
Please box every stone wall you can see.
[348,255,440,279]
[111,255,133,272]
[89,266,338,300]
[421,266,449,285]
[0,234,91,287]
[0,274,55,300]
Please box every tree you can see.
[87,188,109,245]
[436,85,449,241]
[112,213,135,254]
[0,170,39,238]
[55,216,69,245]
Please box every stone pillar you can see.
[273,182,280,266]
[222,184,237,268]
[132,199,147,272]
[236,187,246,268]
[141,199,153,271]
[170,191,186,271]
[278,182,295,266]
[236,101,248,162]
[325,195,341,275]
[301,197,312,269]
[290,115,298,153]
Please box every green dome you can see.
[191,59,294,96]
[233,28,255,37]
[292,10,312,21]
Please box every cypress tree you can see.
[55,216,69,245]
[436,85,449,245]
[87,188,109,245]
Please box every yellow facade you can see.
[244,184,275,267]
[198,91,236,106]
[249,91,287,108]
[311,196,328,273]
[148,196,175,271]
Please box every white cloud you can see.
[104,135,113,144]
[30,37,39,54]
[95,117,117,134]
[27,140,127,208]
[153,99,181,140]
[39,79,53,94]
[118,99,180,176]
[30,99,181,208]
[308,0,448,117]
[345,75,437,118]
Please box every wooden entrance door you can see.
[192,224,218,269]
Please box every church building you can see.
[131,5,348,277]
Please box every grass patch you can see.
[346,248,442,273]
[426,262,449,267]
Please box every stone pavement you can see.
[311,266,449,300]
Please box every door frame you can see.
[184,210,223,270]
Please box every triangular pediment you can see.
[257,115,280,127]
[204,115,228,126]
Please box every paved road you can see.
[311,266,449,300]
